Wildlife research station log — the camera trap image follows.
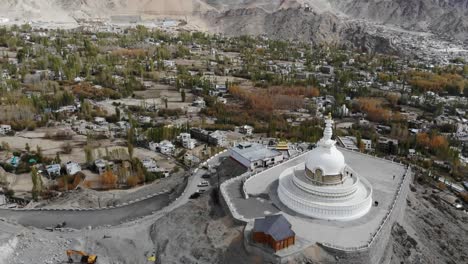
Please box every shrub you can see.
[145,172,163,183]
[16,162,31,174]
[1,163,15,173]
[127,175,140,187]
[61,143,73,154]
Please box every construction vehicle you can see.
[66,250,98,264]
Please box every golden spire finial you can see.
[328,112,332,119]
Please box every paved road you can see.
[0,152,228,229]
[148,152,227,222]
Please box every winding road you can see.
[0,151,228,229]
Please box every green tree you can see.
[115,107,121,120]
[36,145,43,159]
[84,145,94,166]
[55,152,61,164]
[181,89,186,102]
[31,167,42,201]
[127,143,134,159]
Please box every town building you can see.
[190,128,210,142]
[0,125,12,135]
[192,97,206,108]
[337,136,358,151]
[141,158,159,173]
[149,140,175,155]
[252,214,295,252]
[94,159,114,175]
[337,136,372,151]
[229,142,283,170]
[65,161,81,176]
[178,133,196,149]
[239,125,254,136]
[208,130,227,147]
[377,137,399,154]
[45,164,61,178]
[209,84,228,96]
[190,128,227,147]
[94,117,107,125]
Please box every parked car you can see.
[197,181,209,187]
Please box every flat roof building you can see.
[229,142,283,170]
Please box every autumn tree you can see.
[101,169,117,189]
[84,145,94,166]
[127,175,139,187]
[356,97,393,123]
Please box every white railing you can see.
[243,151,309,196]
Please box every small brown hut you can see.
[252,214,295,252]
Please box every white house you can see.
[65,161,82,176]
[94,159,114,175]
[209,130,227,147]
[142,158,159,172]
[0,125,11,135]
[138,116,151,124]
[239,125,254,136]
[192,97,206,108]
[179,133,196,150]
[153,140,175,155]
[94,117,107,125]
[45,164,61,178]
[163,60,176,69]
[337,136,372,151]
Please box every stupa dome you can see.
[277,114,373,220]
[305,146,345,176]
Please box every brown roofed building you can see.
[252,214,295,252]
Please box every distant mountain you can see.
[1,0,466,51]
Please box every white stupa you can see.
[277,114,373,221]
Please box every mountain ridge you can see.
[0,0,466,50]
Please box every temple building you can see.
[252,214,295,252]
[277,114,373,220]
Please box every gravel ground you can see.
[149,192,256,264]
[389,179,468,264]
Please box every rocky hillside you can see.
[1,0,466,50]
[330,0,468,39]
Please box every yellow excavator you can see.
[66,250,98,264]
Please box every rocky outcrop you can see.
[330,0,468,41]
